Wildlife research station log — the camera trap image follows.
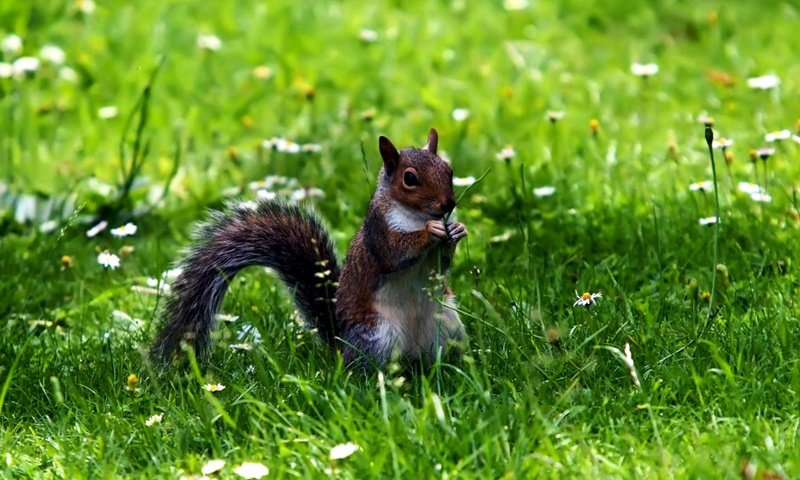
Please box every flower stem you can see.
[701,125,721,338]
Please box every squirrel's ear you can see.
[423,128,438,155]
[379,135,400,177]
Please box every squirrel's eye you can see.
[403,171,419,187]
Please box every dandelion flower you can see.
[110,222,137,237]
[126,373,139,391]
[61,255,74,269]
[359,28,378,43]
[203,383,226,392]
[202,459,226,475]
[631,62,659,77]
[329,442,360,460]
[197,34,223,52]
[573,290,602,308]
[689,181,713,192]
[746,74,780,90]
[589,118,601,134]
[40,45,66,64]
[533,186,556,197]
[98,251,121,269]
[145,413,163,426]
[699,216,719,226]
[764,130,791,142]
[452,108,470,122]
[1,34,22,55]
[234,462,269,479]
[495,145,516,161]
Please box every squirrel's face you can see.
[379,129,456,219]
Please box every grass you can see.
[2,0,800,478]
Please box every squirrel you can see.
[151,128,468,370]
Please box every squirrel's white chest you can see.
[372,253,458,357]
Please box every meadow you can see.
[2,0,800,478]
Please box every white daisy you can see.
[12,56,40,76]
[276,138,301,153]
[234,462,269,479]
[97,251,121,269]
[503,0,529,11]
[328,442,360,460]
[453,176,476,187]
[256,190,277,201]
[546,110,564,122]
[1,34,22,55]
[359,28,378,43]
[0,62,12,78]
[86,220,108,237]
[533,186,556,197]
[699,216,719,226]
[197,34,223,52]
[737,182,763,195]
[58,66,79,82]
[201,459,226,475]
[711,138,733,150]
[203,383,226,392]
[746,74,780,90]
[631,62,659,77]
[145,414,163,426]
[756,147,775,159]
[110,222,137,237]
[75,0,96,14]
[452,108,470,122]
[495,145,516,161]
[98,106,119,119]
[573,290,602,308]
[40,45,66,64]
[689,181,713,192]
[764,129,791,142]
[750,192,772,203]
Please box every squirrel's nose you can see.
[442,197,456,214]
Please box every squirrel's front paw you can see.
[426,219,449,243]
[446,222,467,243]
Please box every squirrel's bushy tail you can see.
[151,200,340,364]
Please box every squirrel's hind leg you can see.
[339,316,401,371]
